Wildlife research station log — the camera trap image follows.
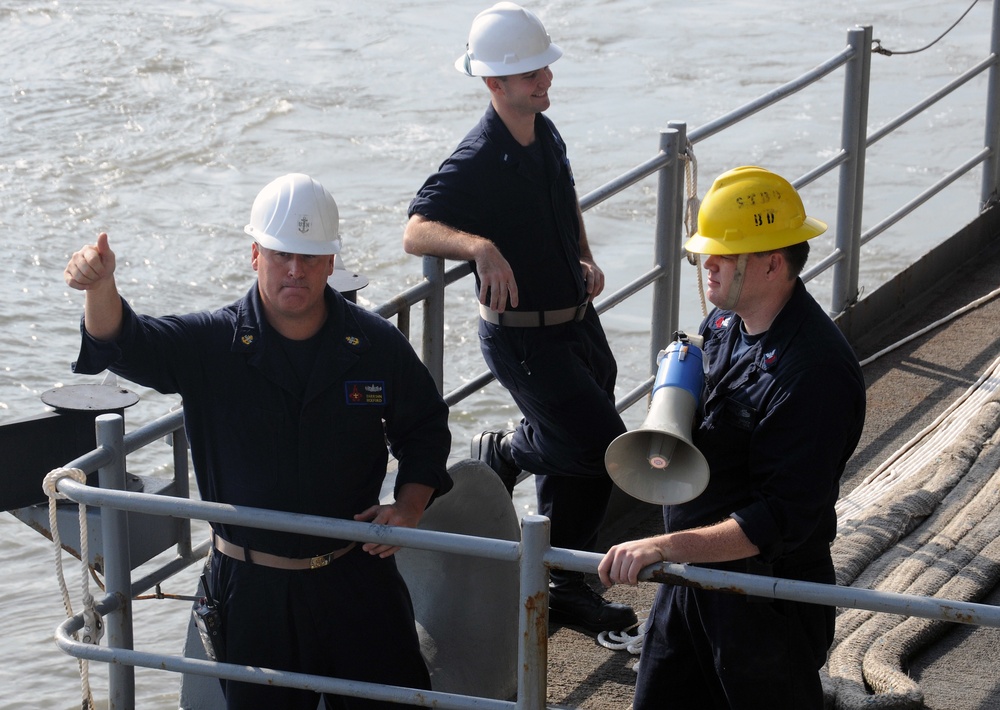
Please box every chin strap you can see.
[718,253,750,311]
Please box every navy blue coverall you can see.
[408,103,626,558]
[73,283,453,710]
[634,279,865,709]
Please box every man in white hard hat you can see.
[598,167,866,708]
[403,3,637,633]
[65,173,453,709]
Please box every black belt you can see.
[479,302,588,327]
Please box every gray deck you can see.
[545,208,1000,709]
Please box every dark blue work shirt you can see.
[72,284,453,557]
[667,279,866,570]
[408,103,585,312]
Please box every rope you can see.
[680,141,709,320]
[858,284,1000,368]
[823,347,1000,707]
[597,611,649,672]
[43,467,103,710]
[872,0,980,56]
[837,284,1000,527]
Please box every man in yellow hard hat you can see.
[403,3,636,633]
[599,166,866,708]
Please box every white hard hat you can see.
[455,2,562,77]
[244,173,342,255]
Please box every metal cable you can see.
[872,0,981,56]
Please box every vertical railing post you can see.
[982,0,1000,208]
[517,515,551,710]
[96,413,135,709]
[421,254,446,392]
[651,124,685,374]
[831,25,872,315]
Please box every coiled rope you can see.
[596,612,649,672]
[42,467,103,710]
[823,283,1000,707]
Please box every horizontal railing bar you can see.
[613,376,656,414]
[444,371,496,407]
[129,540,212,599]
[375,280,433,319]
[580,151,673,211]
[802,247,847,284]
[64,478,1000,627]
[794,150,848,191]
[122,408,184,453]
[540,546,1000,629]
[868,55,997,147]
[55,478,521,564]
[861,147,992,246]
[597,267,664,313]
[55,617,509,710]
[689,46,854,145]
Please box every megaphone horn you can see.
[605,336,710,505]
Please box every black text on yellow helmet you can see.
[684,166,827,256]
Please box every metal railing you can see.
[52,411,1000,710]
[44,6,1000,708]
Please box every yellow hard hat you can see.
[684,166,827,256]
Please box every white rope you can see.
[836,285,1000,527]
[43,467,102,710]
[597,610,649,673]
[858,284,1000,369]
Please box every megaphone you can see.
[605,334,710,505]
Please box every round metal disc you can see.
[41,384,140,412]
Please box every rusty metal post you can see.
[517,515,550,710]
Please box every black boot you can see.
[548,573,637,633]
[471,429,520,496]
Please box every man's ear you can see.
[766,251,785,279]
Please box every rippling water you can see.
[1,1,993,707]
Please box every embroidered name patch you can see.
[346,381,386,405]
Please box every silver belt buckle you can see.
[574,302,589,322]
